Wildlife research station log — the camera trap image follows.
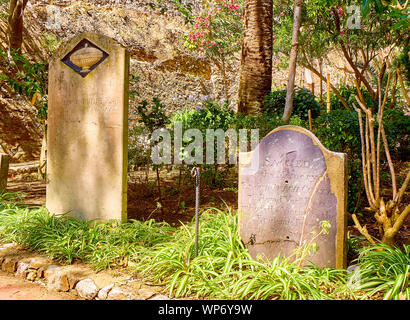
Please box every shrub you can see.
[172,99,235,134]
[313,110,361,157]
[262,87,321,120]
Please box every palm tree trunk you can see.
[282,0,303,123]
[238,0,273,115]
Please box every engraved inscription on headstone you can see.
[239,126,347,268]
[47,32,129,222]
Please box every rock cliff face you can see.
[30,0,238,122]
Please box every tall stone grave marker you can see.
[239,126,347,268]
[0,154,10,193]
[47,32,129,221]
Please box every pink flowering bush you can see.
[185,0,243,99]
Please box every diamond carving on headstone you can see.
[61,38,109,77]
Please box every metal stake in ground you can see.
[192,166,200,257]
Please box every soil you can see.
[0,271,81,300]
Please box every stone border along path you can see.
[0,242,172,300]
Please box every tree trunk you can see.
[282,0,303,123]
[8,0,28,54]
[238,0,273,114]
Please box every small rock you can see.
[28,257,50,270]
[35,267,45,281]
[16,262,30,277]
[107,287,131,300]
[1,258,17,273]
[97,284,114,300]
[136,288,156,300]
[26,270,38,282]
[75,278,99,300]
[45,266,70,292]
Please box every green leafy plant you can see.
[0,196,174,271]
[0,48,48,119]
[355,243,410,300]
[132,207,352,300]
[262,87,321,120]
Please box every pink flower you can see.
[273,35,276,40]
[338,8,343,15]
[211,41,216,46]
[340,31,344,35]
[330,11,333,15]
[325,21,328,25]
[280,11,284,16]
[360,25,364,29]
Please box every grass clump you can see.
[354,243,410,300]
[0,194,174,270]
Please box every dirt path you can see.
[0,271,81,300]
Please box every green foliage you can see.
[262,88,321,120]
[128,125,151,168]
[41,33,62,53]
[0,197,174,271]
[355,243,410,300]
[312,107,409,213]
[382,108,410,160]
[329,85,378,111]
[313,110,366,213]
[172,100,235,134]
[397,44,410,82]
[346,231,364,261]
[184,0,242,62]
[131,97,170,169]
[3,197,409,300]
[136,97,170,133]
[200,167,228,189]
[133,207,351,300]
[147,0,194,24]
[314,110,361,156]
[0,48,48,119]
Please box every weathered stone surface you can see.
[107,286,132,300]
[45,265,70,292]
[97,283,114,300]
[135,288,156,300]
[68,277,79,290]
[238,126,347,268]
[1,258,17,273]
[44,265,60,280]
[27,257,51,270]
[0,154,9,192]
[47,32,129,222]
[75,278,99,300]
[16,261,30,277]
[26,270,38,282]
